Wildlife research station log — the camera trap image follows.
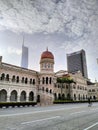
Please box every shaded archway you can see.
[20,91,26,101]
[0,89,7,101]
[29,91,34,101]
[54,93,57,100]
[74,94,76,100]
[37,95,40,103]
[10,90,17,101]
[67,93,70,100]
[58,93,61,100]
[62,94,65,100]
[93,96,96,100]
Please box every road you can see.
[0,103,98,130]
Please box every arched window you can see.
[1,73,5,80]
[66,85,68,89]
[29,91,34,101]
[58,93,61,100]
[20,91,26,101]
[30,78,32,84]
[74,94,76,100]
[83,95,85,100]
[49,77,52,84]
[22,77,24,83]
[33,79,35,85]
[78,94,80,100]
[93,96,96,100]
[12,75,15,82]
[46,88,48,92]
[25,78,28,84]
[37,95,40,102]
[50,89,52,94]
[0,89,7,101]
[92,89,95,92]
[90,96,92,99]
[6,74,9,81]
[16,76,19,83]
[10,90,17,101]
[62,94,65,100]
[67,93,70,100]
[42,77,45,84]
[46,77,48,84]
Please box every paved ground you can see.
[0,103,98,130]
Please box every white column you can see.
[26,97,29,102]
[7,95,10,102]
[17,95,20,102]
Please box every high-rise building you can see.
[67,49,88,78]
[21,44,28,68]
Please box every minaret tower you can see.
[38,48,55,105]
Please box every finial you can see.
[46,47,48,51]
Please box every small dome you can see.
[41,48,54,59]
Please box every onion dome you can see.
[41,48,54,59]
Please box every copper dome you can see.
[41,48,54,59]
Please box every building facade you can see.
[54,70,88,101]
[67,49,88,78]
[0,49,95,105]
[88,81,98,100]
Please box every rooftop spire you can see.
[46,47,48,51]
[22,34,25,47]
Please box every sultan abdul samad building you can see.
[0,48,97,105]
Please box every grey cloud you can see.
[0,0,98,40]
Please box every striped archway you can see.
[10,90,17,101]
[20,91,26,101]
[0,89,7,102]
[29,91,34,101]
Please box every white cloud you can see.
[7,47,22,55]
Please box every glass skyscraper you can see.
[67,49,88,78]
[21,44,28,69]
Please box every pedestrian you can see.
[88,98,92,107]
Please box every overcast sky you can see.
[0,0,98,82]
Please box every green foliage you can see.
[0,102,37,108]
[57,77,75,84]
[53,100,98,104]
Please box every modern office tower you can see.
[21,44,28,68]
[67,49,88,78]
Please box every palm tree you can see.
[57,77,75,100]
